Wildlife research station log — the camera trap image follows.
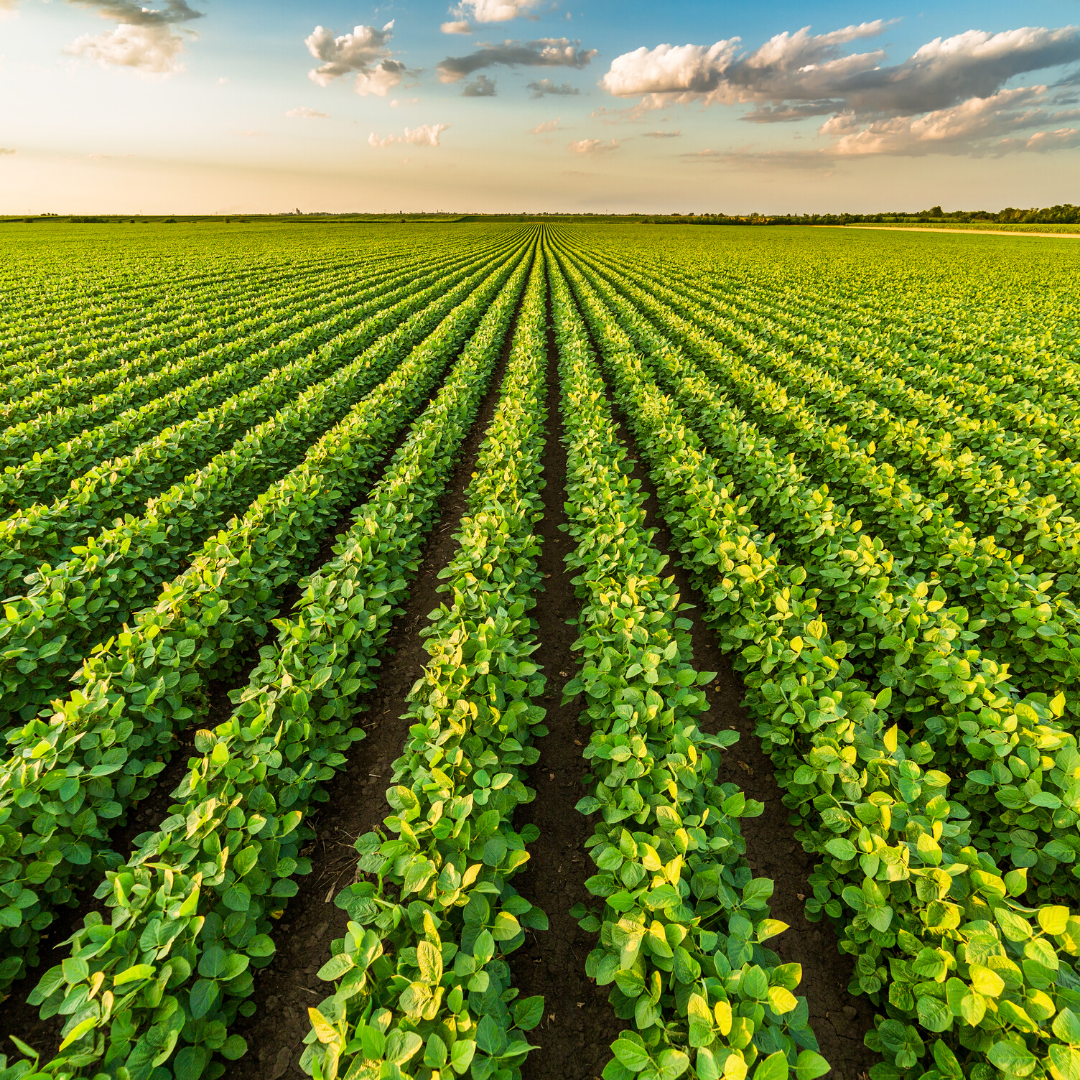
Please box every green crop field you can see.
[0,221,1079,1080]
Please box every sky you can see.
[1,0,1079,214]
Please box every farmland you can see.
[0,220,1078,1080]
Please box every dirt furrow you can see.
[508,306,624,1080]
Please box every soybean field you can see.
[0,220,1079,1080]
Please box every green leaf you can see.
[794,1051,831,1080]
[753,1051,789,1080]
[451,1040,476,1075]
[113,963,154,986]
[612,1037,651,1072]
[916,995,952,1033]
[514,995,544,1031]
[824,838,856,861]
[987,1040,1037,1076]
[657,1048,690,1080]
[417,939,443,985]
[476,1015,507,1057]
[316,953,355,982]
[58,1016,96,1051]
[1054,1008,1080,1046]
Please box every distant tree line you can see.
[640,204,1080,226]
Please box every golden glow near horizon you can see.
[2,0,1080,214]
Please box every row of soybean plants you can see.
[0,225,446,380]
[0,235,513,585]
[565,230,1080,578]
[547,249,829,1080]
[299,237,551,1080]
[552,238,1080,1080]
[0,251,367,426]
[0,239,526,731]
[604,226,1075,409]
[7,238,538,1080]
[0,247,375,406]
[0,240,492,509]
[0,232,520,469]
[0,236,536,996]
[553,233,1080,730]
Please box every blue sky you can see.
[1,0,1079,213]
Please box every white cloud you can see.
[306,21,405,96]
[605,21,1080,159]
[369,123,451,148]
[603,23,1080,118]
[822,85,1080,155]
[453,0,541,24]
[389,97,419,107]
[531,117,562,133]
[215,76,229,85]
[569,137,619,153]
[65,22,187,74]
[642,129,681,138]
[286,106,329,119]
[438,37,596,82]
[441,20,472,34]
[61,1,204,74]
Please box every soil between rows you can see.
[508,313,624,1080]
[573,287,878,1078]
[229,267,529,1080]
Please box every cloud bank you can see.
[306,21,405,96]
[438,37,595,82]
[64,0,204,74]
[603,22,1080,157]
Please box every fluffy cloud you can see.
[462,74,497,96]
[605,21,1080,157]
[823,85,1080,155]
[369,123,450,148]
[65,22,188,73]
[286,106,329,119]
[306,21,405,96]
[63,0,203,73]
[527,78,579,97]
[603,23,1080,116]
[454,0,542,23]
[569,137,619,153]
[438,37,595,82]
[530,117,562,134]
[441,21,472,34]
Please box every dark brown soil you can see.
[587,328,877,1080]
[229,290,522,1080]
[508,315,625,1080]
